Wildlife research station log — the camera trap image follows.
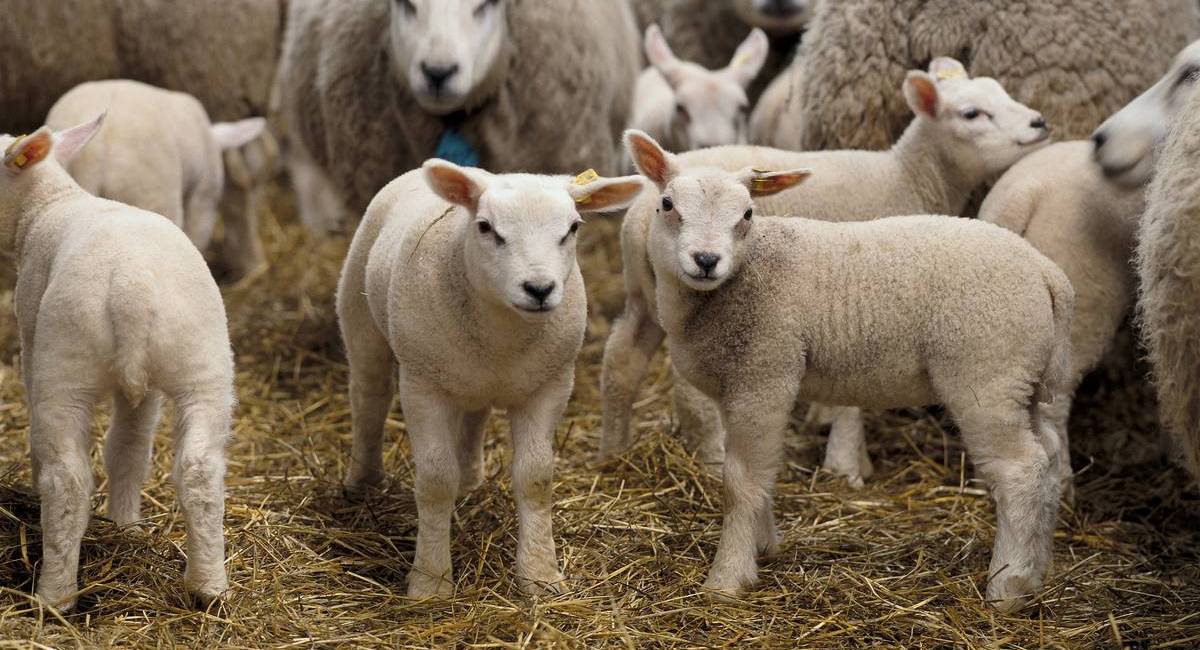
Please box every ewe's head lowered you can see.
[389,0,509,115]
[624,129,810,292]
[903,57,1050,178]
[1091,39,1200,187]
[422,159,643,316]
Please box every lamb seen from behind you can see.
[0,117,235,611]
[625,130,1073,612]
[337,159,644,597]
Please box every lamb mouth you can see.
[515,303,555,314]
[685,272,723,286]
[1018,131,1051,146]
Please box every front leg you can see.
[398,382,462,598]
[508,375,572,596]
[703,378,799,597]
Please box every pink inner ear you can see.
[916,77,938,116]
[632,139,668,184]
[431,167,473,205]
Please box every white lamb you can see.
[45,80,268,277]
[625,24,769,168]
[601,58,1050,486]
[0,117,234,611]
[337,160,644,597]
[625,130,1073,612]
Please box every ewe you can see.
[1,117,234,611]
[625,130,1072,612]
[337,160,643,597]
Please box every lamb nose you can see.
[522,281,556,303]
[421,62,460,91]
[693,252,721,273]
[1030,115,1047,130]
[1091,130,1107,151]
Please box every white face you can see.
[732,0,811,33]
[653,169,756,291]
[1092,40,1200,187]
[904,60,1050,179]
[389,0,508,115]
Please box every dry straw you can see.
[0,185,1198,648]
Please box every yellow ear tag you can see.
[4,135,28,169]
[751,168,773,190]
[935,68,967,81]
[573,168,600,204]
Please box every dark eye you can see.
[396,0,416,16]
[560,221,580,245]
[1179,64,1200,86]
[961,107,981,120]
[475,0,500,17]
[661,196,674,212]
[675,104,690,121]
[743,208,753,221]
[477,221,492,235]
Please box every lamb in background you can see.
[0,117,235,611]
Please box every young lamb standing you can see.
[0,117,234,611]
[275,0,640,233]
[625,131,1073,612]
[601,59,1049,486]
[337,160,643,597]
[45,80,268,278]
[625,24,768,167]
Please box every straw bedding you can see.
[0,184,1198,648]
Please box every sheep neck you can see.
[891,119,977,215]
[0,163,79,263]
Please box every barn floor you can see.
[1,185,1198,648]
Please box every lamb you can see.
[625,130,1073,612]
[274,0,640,234]
[625,25,768,167]
[45,80,268,278]
[600,58,1050,486]
[0,0,284,133]
[0,116,234,611]
[337,159,644,597]
[757,0,1199,151]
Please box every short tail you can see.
[1036,265,1074,404]
[109,271,155,408]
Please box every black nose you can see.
[1030,115,1047,130]
[421,62,460,91]
[522,281,556,303]
[693,252,720,274]
[762,0,801,17]
[1091,130,1107,151]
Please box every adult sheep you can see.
[757,0,1200,151]
[0,0,284,132]
[275,0,640,232]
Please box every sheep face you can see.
[646,25,768,150]
[422,160,644,315]
[1092,39,1200,187]
[904,58,1050,181]
[389,0,508,115]
[625,130,809,292]
[732,0,811,33]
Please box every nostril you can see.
[522,281,556,302]
[1091,130,1107,151]
[420,62,460,89]
[693,252,721,273]
[1030,116,1047,130]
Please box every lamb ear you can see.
[903,71,940,119]
[211,117,267,151]
[739,167,812,197]
[624,129,679,189]
[725,28,769,88]
[52,113,106,164]
[644,24,683,87]
[568,173,646,214]
[928,57,968,82]
[423,158,490,212]
[3,127,54,173]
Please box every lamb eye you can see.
[560,221,580,245]
[474,0,499,17]
[675,104,690,121]
[661,196,674,212]
[478,221,505,244]
[396,0,416,16]
[743,208,753,221]
[961,107,981,120]
[1180,64,1200,85]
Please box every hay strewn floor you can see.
[1,185,1199,648]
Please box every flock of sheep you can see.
[3,0,1200,620]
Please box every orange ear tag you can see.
[573,168,600,205]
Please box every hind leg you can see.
[672,368,725,469]
[172,391,232,605]
[949,387,1060,613]
[1036,394,1075,506]
[31,388,98,611]
[104,391,164,526]
[458,408,489,495]
[822,406,873,488]
[341,305,395,493]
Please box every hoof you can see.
[519,568,567,597]
[36,586,78,613]
[185,569,229,608]
[987,572,1039,613]
[343,469,385,497]
[407,569,454,599]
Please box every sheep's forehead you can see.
[479,176,575,228]
[668,170,750,219]
[676,74,747,111]
[941,77,1014,108]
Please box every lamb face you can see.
[905,58,1050,180]
[624,130,808,292]
[423,160,644,314]
[388,0,509,114]
[1092,39,1200,187]
[732,0,811,33]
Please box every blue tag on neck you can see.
[435,129,481,168]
